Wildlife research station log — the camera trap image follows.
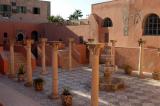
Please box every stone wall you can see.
[115,47,160,73]
[43,23,90,45]
[0,22,44,44]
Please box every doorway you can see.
[31,31,39,42]
[104,33,109,43]
[31,31,39,59]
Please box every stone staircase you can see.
[14,52,27,72]
[58,49,80,69]
[1,51,27,73]
[38,45,83,69]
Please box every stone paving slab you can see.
[0,82,42,106]
[0,66,160,106]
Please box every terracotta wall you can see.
[128,0,160,48]
[115,47,160,73]
[0,21,44,44]
[43,23,90,45]
[92,0,128,46]
[92,0,160,48]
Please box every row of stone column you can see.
[8,38,70,99]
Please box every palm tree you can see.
[48,15,64,23]
[69,10,83,20]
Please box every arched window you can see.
[103,18,113,27]
[144,14,160,35]
[17,33,24,41]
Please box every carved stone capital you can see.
[138,38,145,46]
[48,41,62,50]
[110,40,117,46]
[87,43,105,55]
[69,38,74,43]
[40,38,48,43]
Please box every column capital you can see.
[138,38,145,46]
[69,38,74,43]
[40,38,48,43]
[110,40,117,46]
[87,43,105,55]
[48,41,62,49]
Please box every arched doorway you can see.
[102,17,113,43]
[31,31,39,42]
[31,31,39,59]
[17,33,24,41]
[104,33,109,43]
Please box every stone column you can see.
[89,52,93,67]
[88,43,104,106]
[49,41,61,99]
[88,39,95,67]
[110,40,117,67]
[40,38,48,75]
[8,40,15,78]
[24,39,33,87]
[138,38,145,78]
[69,38,74,70]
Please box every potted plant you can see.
[17,64,25,82]
[61,87,72,106]
[33,78,44,91]
[123,65,132,75]
[152,70,160,80]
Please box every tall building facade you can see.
[0,0,50,23]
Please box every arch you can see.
[103,17,113,27]
[16,33,24,41]
[143,13,160,35]
[31,31,39,41]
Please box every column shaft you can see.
[91,54,99,106]
[52,45,59,98]
[25,40,32,86]
[41,41,47,74]
[138,45,143,77]
[69,41,72,70]
[9,43,15,77]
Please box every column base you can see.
[40,71,48,75]
[24,82,33,87]
[8,74,16,79]
[48,94,59,100]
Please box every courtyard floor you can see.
[0,66,160,106]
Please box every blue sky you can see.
[42,0,110,19]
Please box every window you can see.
[17,6,27,13]
[0,5,11,17]
[103,18,113,27]
[0,5,11,12]
[11,2,16,6]
[144,14,160,35]
[33,7,40,14]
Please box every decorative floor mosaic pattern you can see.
[0,67,160,106]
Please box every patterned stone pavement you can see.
[0,66,160,106]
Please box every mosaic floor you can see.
[0,66,160,106]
